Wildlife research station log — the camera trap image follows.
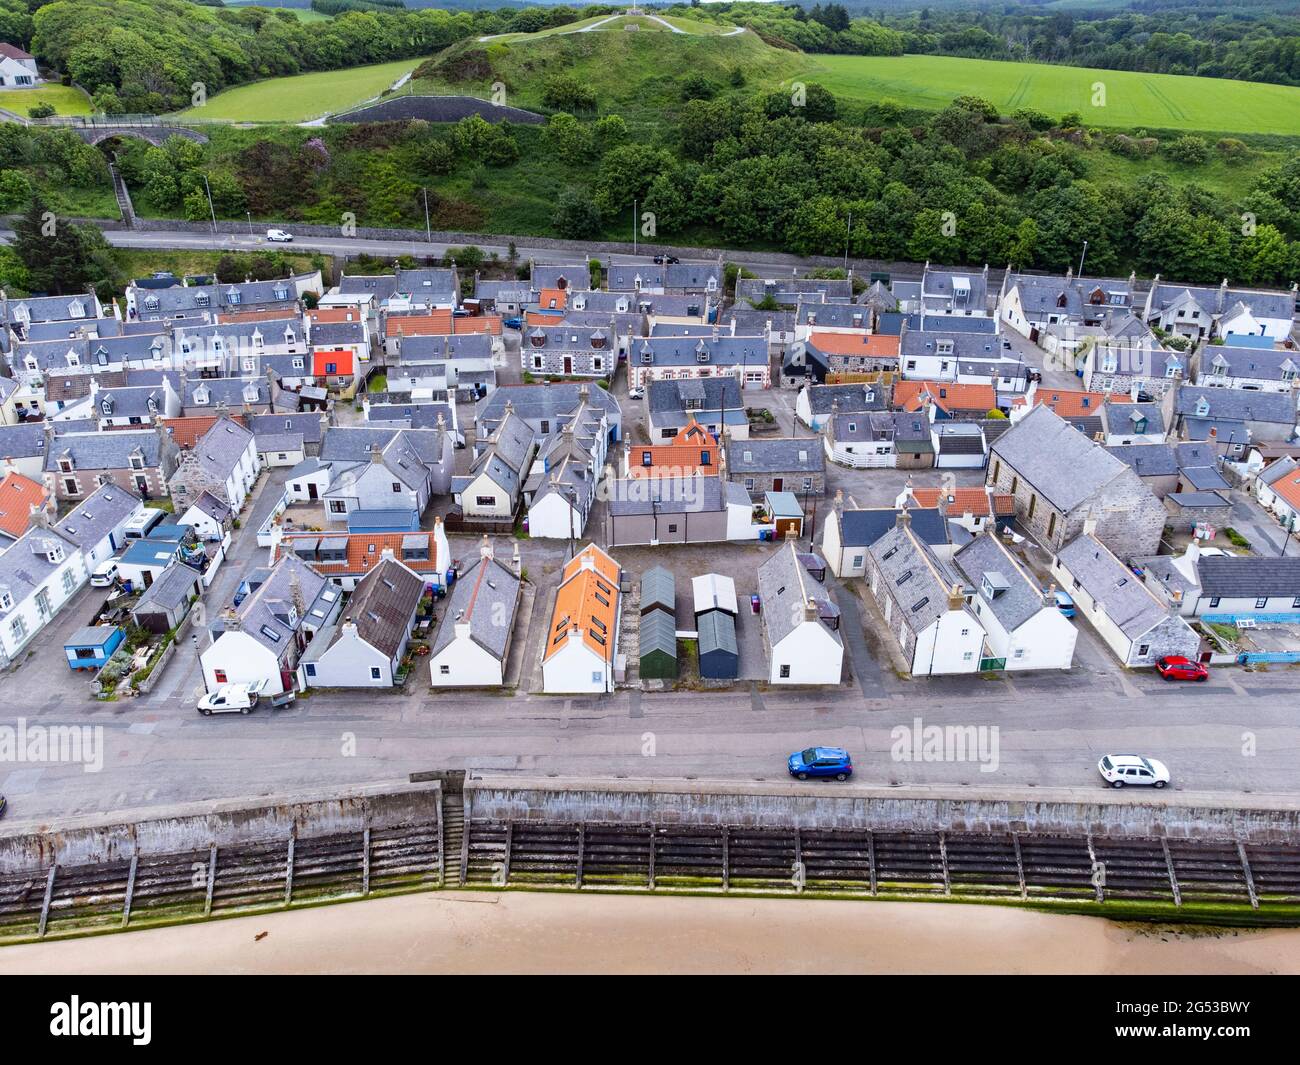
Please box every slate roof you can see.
[1107,443,1179,477]
[395,332,494,362]
[991,405,1129,512]
[0,528,78,614]
[726,438,824,475]
[795,304,874,328]
[248,413,324,446]
[132,562,201,614]
[757,542,841,650]
[1104,402,1166,436]
[607,475,730,516]
[53,483,140,549]
[1149,283,1295,323]
[647,377,744,426]
[1056,535,1169,638]
[44,429,164,472]
[954,533,1044,633]
[636,335,768,369]
[332,557,425,659]
[868,522,958,633]
[337,273,397,300]
[805,383,887,416]
[394,268,459,304]
[189,417,254,479]
[1196,556,1300,599]
[223,553,337,655]
[1175,386,1295,427]
[900,332,1003,359]
[477,382,620,430]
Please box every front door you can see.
[142,570,153,589]
[307,482,318,500]
[772,477,784,492]
[563,355,573,375]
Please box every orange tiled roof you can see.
[161,413,245,449]
[910,486,1014,518]
[216,309,300,325]
[538,288,569,312]
[894,380,996,414]
[307,307,362,324]
[313,350,354,376]
[386,311,452,337]
[1013,388,1106,419]
[626,419,719,477]
[809,331,900,357]
[454,316,502,336]
[0,472,48,539]
[525,310,566,326]
[1268,466,1300,513]
[544,544,621,664]
[275,530,444,576]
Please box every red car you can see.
[1156,656,1209,682]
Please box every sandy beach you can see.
[2,892,1299,975]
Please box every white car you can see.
[265,229,293,242]
[197,681,267,716]
[1098,755,1170,789]
[627,388,644,401]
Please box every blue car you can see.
[788,747,853,781]
[502,316,524,329]
[1046,588,1076,618]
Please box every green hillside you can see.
[411,27,804,118]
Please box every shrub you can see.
[1165,135,1210,165]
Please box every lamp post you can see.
[203,174,217,235]
[423,187,432,243]
[843,210,852,272]
[1077,239,1089,279]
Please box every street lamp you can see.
[423,187,432,243]
[1077,239,1089,279]
[203,174,217,235]
[843,210,852,272]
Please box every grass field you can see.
[800,54,1300,136]
[0,83,92,117]
[173,58,421,123]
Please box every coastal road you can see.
[5,658,1300,825]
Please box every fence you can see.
[256,491,291,548]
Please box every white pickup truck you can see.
[197,681,268,716]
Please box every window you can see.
[779,664,790,679]
[370,667,382,680]
[329,500,347,514]
[744,478,755,491]
[305,664,317,677]
[392,482,402,493]
[214,669,228,683]
[851,555,863,568]
[802,478,812,491]
[440,664,450,675]
[667,523,678,534]
[61,569,76,594]
[963,651,973,661]
[591,672,603,684]
[1209,597,1221,608]
[1255,597,1268,609]
[64,478,77,495]
[475,496,495,508]
[1137,644,1150,657]
[700,451,711,466]
[10,616,27,642]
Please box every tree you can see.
[0,169,33,213]
[1165,135,1209,165]
[10,196,113,295]
[552,188,602,240]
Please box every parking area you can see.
[1,582,112,708]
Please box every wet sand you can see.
[3,892,1299,974]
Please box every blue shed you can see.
[64,626,125,671]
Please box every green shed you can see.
[639,607,678,681]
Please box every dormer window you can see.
[146,396,158,414]
[0,592,12,611]
[47,544,64,564]
[100,399,112,415]
[227,290,241,305]
[936,340,954,356]
[130,454,144,470]
[641,350,652,364]
[144,296,159,311]
[252,332,264,351]
[24,356,38,372]
[284,327,296,345]
[293,356,304,370]
[194,387,210,406]
[95,348,108,366]
[195,292,210,307]
[66,352,80,367]
[274,286,288,301]
[242,357,255,372]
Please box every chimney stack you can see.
[947,582,965,611]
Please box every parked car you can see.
[197,681,267,716]
[0,794,6,819]
[1097,755,1169,789]
[788,747,853,781]
[90,560,122,588]
[265,229,293,242]
[627,388,644,401]
[1045,588,1076,618]
[503,316,524,329]
[1156,655,1209,682]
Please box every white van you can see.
[90,560,121,588]
[197,681,268,716]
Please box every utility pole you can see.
[843,210,852,273]
[632,199,638,258]
[203,174,217,235]
[1078,239,1089,279]
[423,187,432,243]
